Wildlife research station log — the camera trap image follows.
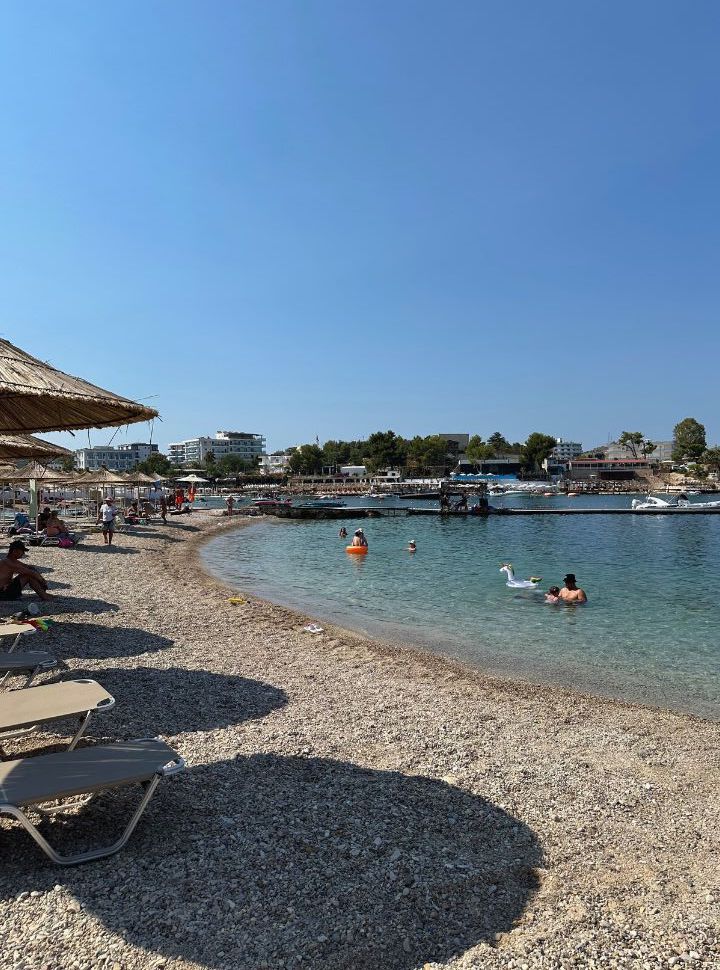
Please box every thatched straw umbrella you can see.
[0,339,158,433]
[0,434,72,462]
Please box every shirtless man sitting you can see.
[0,540,54,601]
[558,573,587,604]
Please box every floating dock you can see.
[259,504,720,520]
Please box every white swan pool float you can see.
[500,564,542,589]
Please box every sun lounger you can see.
[0,739,185,864]
[0,651,58,688]
[0,622,36,652]
[0,679,114,752]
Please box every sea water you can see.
[202,495,720,719]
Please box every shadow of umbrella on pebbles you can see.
[0,754,542,970]
[87,666,289,737]
[50,622,175,660]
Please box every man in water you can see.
[408,540,417,553]
[351,528,368,548]
[0,540,53,601]
[559,573,587,603]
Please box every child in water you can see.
[545,586,561,604]
[408,540,417,553]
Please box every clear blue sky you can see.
[1,1,718,453]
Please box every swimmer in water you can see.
[339,527,347,539]
[558,573,587,604]
[408,540,417,553]
[545,586,561,603]
[351,528,368,548]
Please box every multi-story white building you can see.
[550,438,583,462]
[258,453,291,475]
[168,431,266,466]
[74,443,159,471]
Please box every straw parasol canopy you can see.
[72,467,131,486]
[0,461,71,483]
[0,338,159,433]
[0,434,72,462]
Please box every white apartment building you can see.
[258,453,291,475]
[550,438,583,462]
[74,443,159,471]
[168,431,266,466]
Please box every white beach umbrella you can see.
[176,474,208,483]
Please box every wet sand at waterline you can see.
[0,513,717,969]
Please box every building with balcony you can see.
[74,443,159,471]
[168,431,266,466]
[550,438,583,462]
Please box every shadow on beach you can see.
[84,665,289,736]
[51,622,173,660]
[0,754,541,969]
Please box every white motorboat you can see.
[631,494,720,510]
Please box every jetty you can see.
[253,504,720,520]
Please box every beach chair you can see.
[0,679,115,753]
[0,739,185,864]
[0,622,37,653]
[0,651,58,688]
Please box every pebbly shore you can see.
[0,512,718,970]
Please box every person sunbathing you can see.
[0,540,54,601]
[45,511,76,543]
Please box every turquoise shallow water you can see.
[202,495,720,719]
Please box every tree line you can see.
[285,430,559,476]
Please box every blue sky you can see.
[1,1,718,453]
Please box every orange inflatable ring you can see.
[346,545,368,555]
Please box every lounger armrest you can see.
[161,755,186,777]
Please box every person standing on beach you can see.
[97,497,118,546]
[559,573,587,603]
[226,495,235,516]
[159,495,168,524]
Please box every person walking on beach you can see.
[559,573,587,603]
[97,496,118,546]
[0,540,53,601]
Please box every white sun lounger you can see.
[0,623,36,653]
[0,651,58,688]
[0,739,185,864]
[0,679,115,752]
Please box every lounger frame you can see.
[0,678,115,753]
[0,739,185,865]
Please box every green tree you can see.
[405,435,451,474]
[466,435,493,462]
[136,452,173,476]
[216,454,251,476]
[203,450,216,472]
[701,447,720,475]
[59,455,76,473]
[288,444,324,475]
[521,433,557,473]
[672,418,707,461]
[487,432,513,455]
[365,431,407,472]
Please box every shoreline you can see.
[195,514,718,725]
[0,514,717,969]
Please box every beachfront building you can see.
[601,439,674,462]
[550,438,582,462]
[438,434,470,460]
[258,452,291,475]
[567,458,657,480]
[74,442,159,471]
[168,431,266,466]
[340,465,367,477]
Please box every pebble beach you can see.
[0,511,718,970]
